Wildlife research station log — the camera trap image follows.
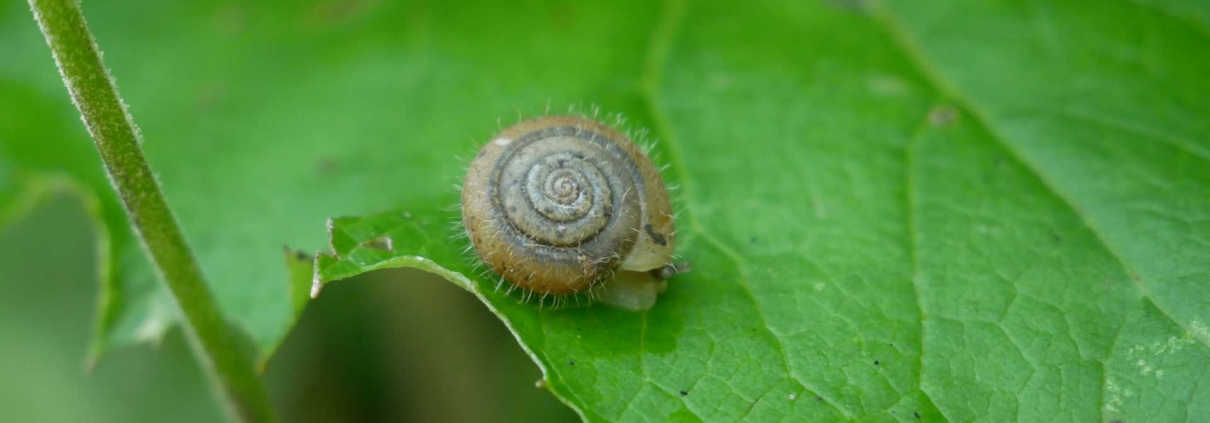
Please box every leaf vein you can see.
[637,1,855,417]
[872,5,1210,355]
[903,109,950,423]
[1038,107,1210,164]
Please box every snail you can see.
[461,115,687,310]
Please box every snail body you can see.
[461,115,681,309]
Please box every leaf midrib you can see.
[629,0,871,420]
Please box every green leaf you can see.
[3,0,1209,421]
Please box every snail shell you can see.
[461,115,676,296]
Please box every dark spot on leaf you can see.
[359,236,393,252]
[316,158,339,175]
[750,237,758,244]
[929,106,957,126]
[295,251,309,261]
[195,83,229,110]
[1108,420,1124,423]
[874,360,880,366]
[568,360,575,366]
[914,412,921,419]
[814,396,823,402]
[645,224,667,246]
[679,390,688,396]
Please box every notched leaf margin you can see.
[302,213,590,421]
[0,169,117,369]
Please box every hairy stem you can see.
[27,0,277,421]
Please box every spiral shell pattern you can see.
[462,116,675,295]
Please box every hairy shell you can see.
[461,115,676,295]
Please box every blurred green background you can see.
[0,196,578,421]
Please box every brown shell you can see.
[461,116,675,295]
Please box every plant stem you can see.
[27,1,277,421]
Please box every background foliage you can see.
[2,0,1209,421]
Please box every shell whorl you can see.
[462,116,675,295]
